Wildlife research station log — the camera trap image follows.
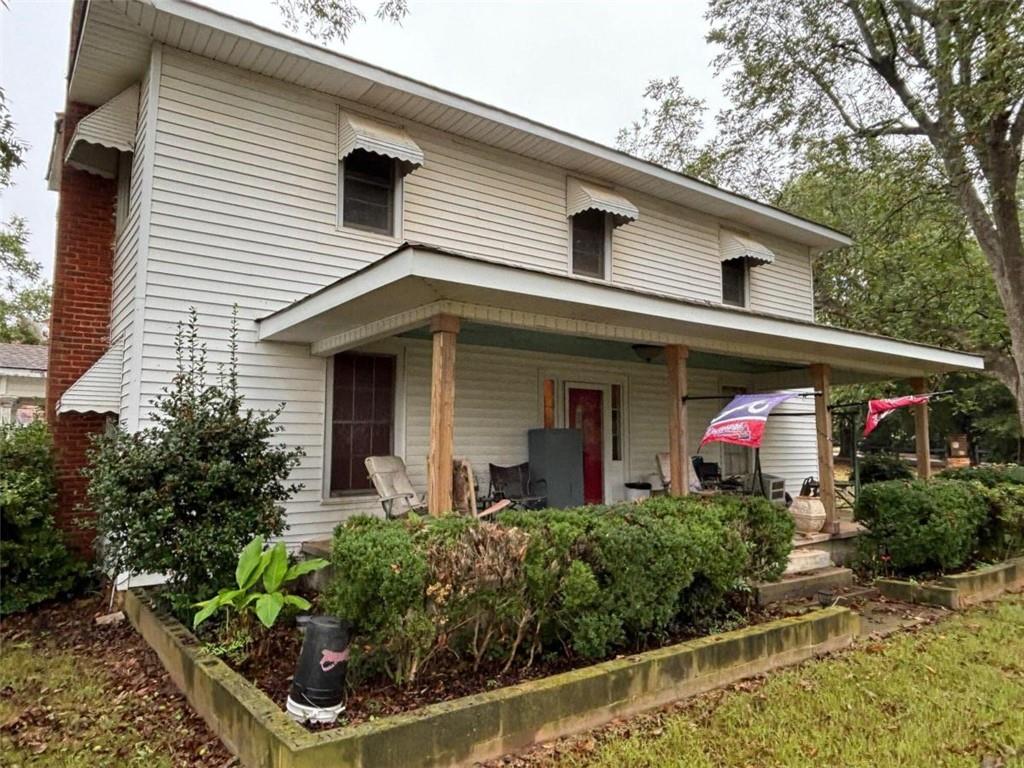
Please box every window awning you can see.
[338,111,424,174]
[56,342,122,416]
[65,84,140,179]
[720,230,776,266]
[566,178,639,227]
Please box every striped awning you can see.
[65,84,140,179]
[338,111,424,174]
[720,230,776,266]
[566,178,639,227]
[56,342,122,416]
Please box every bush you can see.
[0,421,84,615]
[938,463,1024,487]
[974,483,1024,562]
[854,480,989,575]
[324,495,784,684]
[86,309,304,617]
[858,453,914,484]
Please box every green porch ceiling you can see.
[398,322,803,374]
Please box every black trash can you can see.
[286,616,350,724]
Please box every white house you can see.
[47,0,984,551]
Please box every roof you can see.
[0,344,49,374]
[68,0,852,252]
[258,242,984,383]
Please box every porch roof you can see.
[257,243,984,384]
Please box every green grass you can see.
[0,641,174,767]
[559,595,1024,768]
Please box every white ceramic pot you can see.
[790,495,826,534]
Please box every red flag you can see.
[863,395,931,437]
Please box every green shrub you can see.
[715,495,795,582]
[975,483,1024,562]
[854,480,988,575]
[939,463,1024,487]
[85,309,304,617]
[0,422,84,615]
[859,453,914,484]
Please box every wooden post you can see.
[666,344,689,496]
[809,364,838,534]
[428,314,459,516]
[911,376,932,479]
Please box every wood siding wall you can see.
[128,47,819,543]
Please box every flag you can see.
[700,392,802,449]
[863,395,931,437]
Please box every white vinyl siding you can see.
[758,391,820,495]
[747,235,815,320]
[131,46,820,543]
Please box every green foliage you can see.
[86,309,304,617]
[938,464,1024,562]
[938,464,1024,487]
[859,453,914,485]
[854,480,989,575]
[0,422,84,615]
[325,496,792,685]
[192,536,326,630]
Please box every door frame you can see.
[563,380,622,504]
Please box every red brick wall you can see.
[46,101,118,555]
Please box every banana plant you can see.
[193,536,328,630]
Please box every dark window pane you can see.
[572,209,606,278]
[343,149,394,234]
[330,352,396,494]
[722,259,747,307]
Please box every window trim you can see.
[337,153,404,239]
[567,209,612,281]
[322,344,406,503]
[721,257,750,308]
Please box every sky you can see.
[0,0,724,280]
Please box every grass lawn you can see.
[553,594,1024,768]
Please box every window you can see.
[721,258,748,307]
[611,383,622,461]
[329,352,396,495]
[572,209,608,278]
[340,149,396,235]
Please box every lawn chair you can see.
[656,452,705,493]
[453,458,512,518]
[364,456,427,519]
[488,462,547,510]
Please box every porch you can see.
[259,243,984,536]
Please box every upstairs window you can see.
[341,149,395,235]
[330,352,396,496]
[571,209,608,278]
[721,258,748,307]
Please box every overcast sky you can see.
[1,0,724,280]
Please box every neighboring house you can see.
[0,343,47,425]
[46,0,984,552]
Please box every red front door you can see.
[569,387,604,504]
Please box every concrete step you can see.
[784,547,833,575]
[754,567,855,606]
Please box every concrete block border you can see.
[125,589,858,768]
[875,556,1024,610]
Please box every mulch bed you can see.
[0,593,233,767]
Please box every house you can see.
[0,343,48,424]
[46,0,984,553]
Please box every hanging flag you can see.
[700,392,802,449]
[863,395,932,437]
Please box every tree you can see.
[0,87,49,343]
[706,0,1024,430]
[275,0,408,43]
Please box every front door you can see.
[568,387,604,504]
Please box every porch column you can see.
[911,376,932,479]
[428,314,459,516]
[666,344,689,496]
[809,364,838,534]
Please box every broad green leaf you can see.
[262,543,288,593]
[193,600,221,628]
[284,558,329,582]
[235,536,265,589]
[254,592,284,628]
[283,594,311,611]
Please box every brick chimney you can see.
[46,4,117,555]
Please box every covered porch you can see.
[259,243,984,536]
